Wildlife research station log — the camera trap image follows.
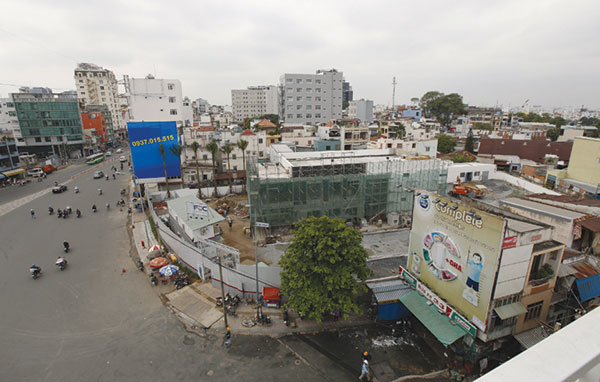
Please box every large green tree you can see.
[279,216,372,323]
[546,127,561,142]
[430,93,467,127]
[419,91,443,117]
[437,134,456,154]
[465,128,475,153]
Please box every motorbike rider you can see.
[76,208,81,217]
[92,204,97,212]
[30,264,41,275]
[66,206,72,214]
[106,203,110,210]
[74,186,79,193]
[112,173,116,180]
[63,240,70,251]
[57,208,63,217]
[98,188,103,195]
[56,256,67,268]
[48,206,53,214]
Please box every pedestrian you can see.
[362,351,372,362]
[224,327,232,348]
[226,216,232,230]
[359,360,370,381]
[30,209,35,219]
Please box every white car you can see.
[105,151,112,157]
[119,156,127,162]
[28,168,44,177]
[116,148,123,153]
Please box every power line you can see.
[0,26,78,63]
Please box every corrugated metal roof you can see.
[579,216,600,233]
[367,279,412,303]
[494,302,527,320]
[575,274,600,302]
[514,327,551,349]
[558,264,577,278]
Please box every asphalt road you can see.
[0,159,337,382]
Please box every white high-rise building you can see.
[126,75,192,127]
[348,99,374,124]
[231,86,279,123]
[280,69,344,125]
[74,63,125,139]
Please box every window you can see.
[296,105,302,110]
[100,86,105,90]
[286,114,293,119]
[315,79,321,84]
[8,111,16,116]
[460,172,465,177]
[101,92,105,96]
[202,154,208,160]
[287,96,293,102]
[259,151,264,157]
[232,154,237,160]
[315,105,321,110]
[258,138,263,144]
[296,79,302,84]
[167,83,175,90]
[315,88,321,93]
[306,105,312,110]
[474,171,480,176]
[426,146,431,152]
[286,105,293,111]
[78,80,83,83]
[287,87,293,92]
[296,96,302,101]
[170,109,178,115]
[296,114,303,118]
[306,88,312,93]
[306,96,312,102]
[315,97,321,102]
[306,114,312,118]
[169,97,176,103]
[297,88,302,92]
[525,301,544,321]
[45,137,52,142]
[315,113,321,118]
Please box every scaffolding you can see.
[247,156,448,228]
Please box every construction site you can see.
[246,148,450,228]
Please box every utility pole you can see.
[218,255,229,329]
[391,77,397,113]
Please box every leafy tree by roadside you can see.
[279,216,372,323]
[436,134,456,154]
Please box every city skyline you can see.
[1,0,599,110]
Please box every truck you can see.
[448,177,492,198]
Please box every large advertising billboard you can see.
[128,121,181,180]
[407,191,506,331]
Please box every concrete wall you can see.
[492,171,561,195]
[566,137,600,185]
[447,163,496,183]
[500,205,576,247]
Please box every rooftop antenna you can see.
[391,77,397,112]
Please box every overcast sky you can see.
[1,0,598,110]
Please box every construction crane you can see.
[521,99,529,112]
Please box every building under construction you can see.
[247,146,449,228]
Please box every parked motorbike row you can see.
[216,293,241,317]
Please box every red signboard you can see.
[502,235,517,249]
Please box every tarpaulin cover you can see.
[575,274,600,302]
[263,287,280,301]
[400,291,466,346]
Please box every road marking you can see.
[0,180,74,218]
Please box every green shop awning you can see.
[494,302,527,320]
[400,291,467,346]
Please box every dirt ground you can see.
[204,194,258,263]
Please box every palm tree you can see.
[237,139,249,193]
[169,144,185,189]
[220,143,234,194]
[190,141,202,198]
[206,141,220,197]
[159,143,171,198]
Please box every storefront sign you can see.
[502,235,517,249]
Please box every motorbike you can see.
[92,205,97,213]
[30,267,42,279]
[98,189,103,195]
[48,207,54,215]
[74,187,79,193]
[63,244,70,253]
[136,260,144,272]
[150,274,158,286]
[76,209,81,218]
[106,203,110,210]
[57,210,63,218]
[56,258,68,271]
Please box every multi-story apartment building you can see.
[126,75,192,128]
[10,92,84,157]
[348,99,374,124]
[280,69,344,125]
[0,98,19,137]
[342,81,353,109]
[74,63,125,139]
[231,86,279,123]
[81,105,113,144]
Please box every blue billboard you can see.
[128,121,181,179]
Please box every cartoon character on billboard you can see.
[463,252,483,306]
